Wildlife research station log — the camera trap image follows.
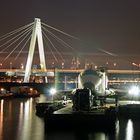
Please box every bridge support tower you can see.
[24,18,47,83]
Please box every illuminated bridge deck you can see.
[1,69,140,84]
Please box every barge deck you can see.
[44,103,117,130]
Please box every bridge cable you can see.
[42,33,58,62]
[0,22,33,41]
[42,22,119,58]
[15,35,31,60]
[42,26,75,52]
[0,26,33,51]
[3,29,32,62]
[42,31,65,62]
[42,22,79,40]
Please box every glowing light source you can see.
[50,88,56,95]
[129,86,139,96]
[0,88,4,92]
[30,88,33,91]
[21,63,24,69]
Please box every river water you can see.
[0,95,140,140]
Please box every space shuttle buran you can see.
[78,66,114,97]
[72,65,115,110]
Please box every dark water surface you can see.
[0,95,140,140]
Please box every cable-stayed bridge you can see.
[0,18,139,86]
[0,18,81,83]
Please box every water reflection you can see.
[16,102,23,140]
[133,120,140,139]
[45,130,116,140]
[0,98,44,140]
[22,99,32,140]
[115,119,120,139]
[0,99,4,140]
[125,119,134,140]
[1,97,140,140]
[89,133,106,140]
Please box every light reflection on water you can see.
[125,119,134,140]
[45,130,115,140]
[16,102,23,140]
[0,96,140,140]
[0,99,4,140]
[0,98,44,140]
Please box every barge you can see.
[44,103,117,130]
[43,67,140,130]
[36,101,65,117]
[44,88,117,130]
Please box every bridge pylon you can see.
[24,18,48,83]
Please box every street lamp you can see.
[10,62,12,70]
[9,62,12,82]
[61,62,64,69]
[21,63,24,70]
[0,63,2,68]
[113,63,117,67]
[50,88,56,102]
[30,88,33,94]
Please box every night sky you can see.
[0,0,140,69]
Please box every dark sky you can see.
[0,0,140,68]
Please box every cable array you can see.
[41,22,138,68]
[0,23,33,65]
[0,19,135,68]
